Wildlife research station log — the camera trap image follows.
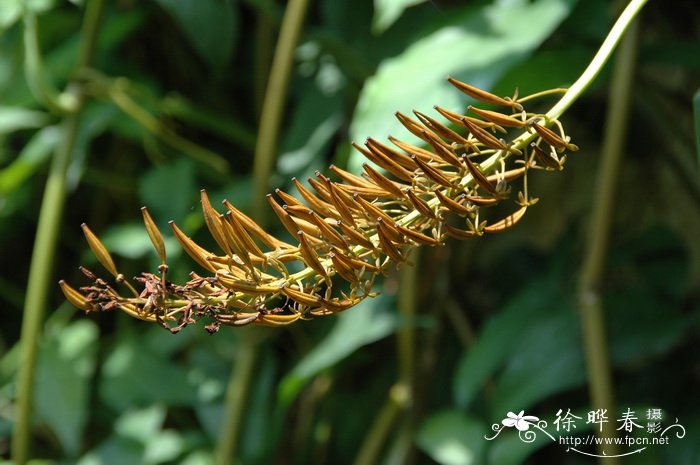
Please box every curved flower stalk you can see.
[61,78,578,333]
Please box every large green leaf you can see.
[416,410,487,465]
[372,0,427,34]
[34,320,99,456]
[452,276,562,410]
[277,294,399,406]
[153,0,238,69]
[349,0,576,172]
[694,89,700,167]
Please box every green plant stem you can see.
[213,3,309,456]
[252,0,310,224]
[215,331,260,465]
[577,11,640,463]
[12,2,106,463]
[546,0,648,121]
[352,383,410,465]
[23,13,66,114]
[108,84,230,173]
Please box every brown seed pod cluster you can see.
[60,78,578,333]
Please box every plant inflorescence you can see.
[61,78,577,333]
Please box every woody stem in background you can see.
[577,7,641,463]
[12,1,106,463]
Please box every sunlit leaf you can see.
[372,0,426,34]
[349,0,576,172]
[0,106,50,134]
[153,0,238,69]
[34,320,99,456]
[416,410,486,465]
[278,294,399,406]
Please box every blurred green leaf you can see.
[34,319,98,456]
[100,331,194,410]
[0,125,58,195]
[138,158,197,222]
[453,276,561,410]
[0,106,50,134]
[0,0,22,29]
[416,410,486,465]
[372,0,426,34]
[349,0,576,172]
[101,222,179,260]
[153,0,238,69]
[278,294,399,406]
[607,289,689,366]
[694,89,700,166]
[115,405,167,440]
[491,301,585,416]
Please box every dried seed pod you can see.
[411,155,455,187]
[297,230,328,278]
[282,285,322,306]
[327,182,360,226]
[330,246,379,272]
[530,122,578,152]
[308,212,350,250]
[389,136,443,164]
[223,211,265,259]
[292,178,340,219]
[330,164,382,191]
[59,280,94,311]
[468,106,526,128]
[354,194,395,226]
[307,176,333,202]
[462,118,512,153]
[396,225,439,246]
[257,312,303,326]
[223,199,292,250]
[447,76,523,111]
[461,155,499,196]
[329,251,360,283]
[201,190,233,256]
[434,189,473,216]
[216,312,261,326]
[376,221,405,262]
[81,223,119,277]
[420,130,464,168]
[376,216,406,244]
[463,194,499,206]
[365,138,418,172]
[337,220,375,250]
[275,188,305,208]
[486,167,528,184]
[405,188,437,220]
[215,271,279,294]
[395,111,435,143]
[413,110,473,146]
[141,207,166,264]
[483,206,527,233]
[319,295,365,313]
[169,221,218,273]
[443,223,480,239]
[433,105,505,134]
[362,163,407,199]
[530,142,563,170]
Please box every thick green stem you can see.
[215,331,260,465]
[12,1,106,463]
[352,383,410,465]
[577,10,640,464]
[251,0,310,223]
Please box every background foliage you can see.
[1,0,699,464]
